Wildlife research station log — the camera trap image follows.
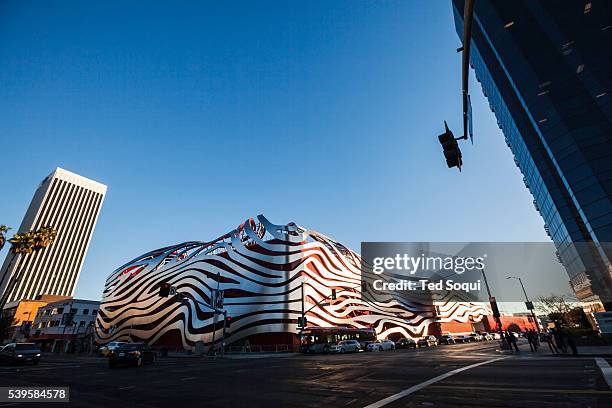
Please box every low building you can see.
[1,295,70,343]
[30,298,100,352]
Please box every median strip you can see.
[363,356,508,408]
[595,358,612,389]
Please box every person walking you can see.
[531,329,539,351]
[544,331,558,354]
[505,331,519,352]
[552,328,567,354]
[564,330,578,356]
[526,330,536,352]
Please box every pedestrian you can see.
[526,330,536,352]
[552,328,567,354]
[505,331,519,352]
[530,329,540,352]
[544,331,558,354]
[564,330,578,356]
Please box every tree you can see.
[0,225,10,251]
[537,293,578,326]
[0,226,57,309]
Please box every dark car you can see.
[439,334,455,345]
[108,343,156,368]
[0,343,41,365]
[396,338,417,349]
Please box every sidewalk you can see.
[497,341,612,357]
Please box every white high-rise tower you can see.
[0,168,107,305]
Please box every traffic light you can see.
[225,315,232,328]
[159,282,171,297]
[331,289,337,300]
[297,316,307,328]
[438,121,463,170]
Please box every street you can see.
[1,341,611,407]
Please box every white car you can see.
[330,340,361,353]
[479,332,494,341]
[367,339,395,351]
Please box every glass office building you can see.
[452,0,612,311]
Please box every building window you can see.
[83,309,89,315]
[79,321,85,327]
[92,310,97,316]
[70,308,78,314]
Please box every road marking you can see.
[363,357,508,408]
[595,358,612,388]
[180,376,199,381]
[118,386,136,390]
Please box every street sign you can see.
[525,301,534,310]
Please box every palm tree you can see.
[0,226,57,310]
[0,225,10,252]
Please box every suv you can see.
[439,334,455,345]
[417,335,438,348]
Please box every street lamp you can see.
[506,276,540,332]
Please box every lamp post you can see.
[506,276,540,332]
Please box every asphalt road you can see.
[1,340,611,408]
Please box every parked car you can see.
[396,338,418,349]
[0,343,41,365]
[108,343,156,368]
[417,335,438,348]
[99,341,127,357]
[479,332,493,341]
[468,333,483,342]
[306,343,332,354]
[454,335,471,343]
[491,332,502,340]
[439,334,455,345]
[330,340,361,353]
[367,339,395,351]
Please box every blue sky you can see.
[0,1,550,301]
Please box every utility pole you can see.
[481,269,504,340]
[210,272,221,356]
[507,276,540,333]
[300,280,305,331]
